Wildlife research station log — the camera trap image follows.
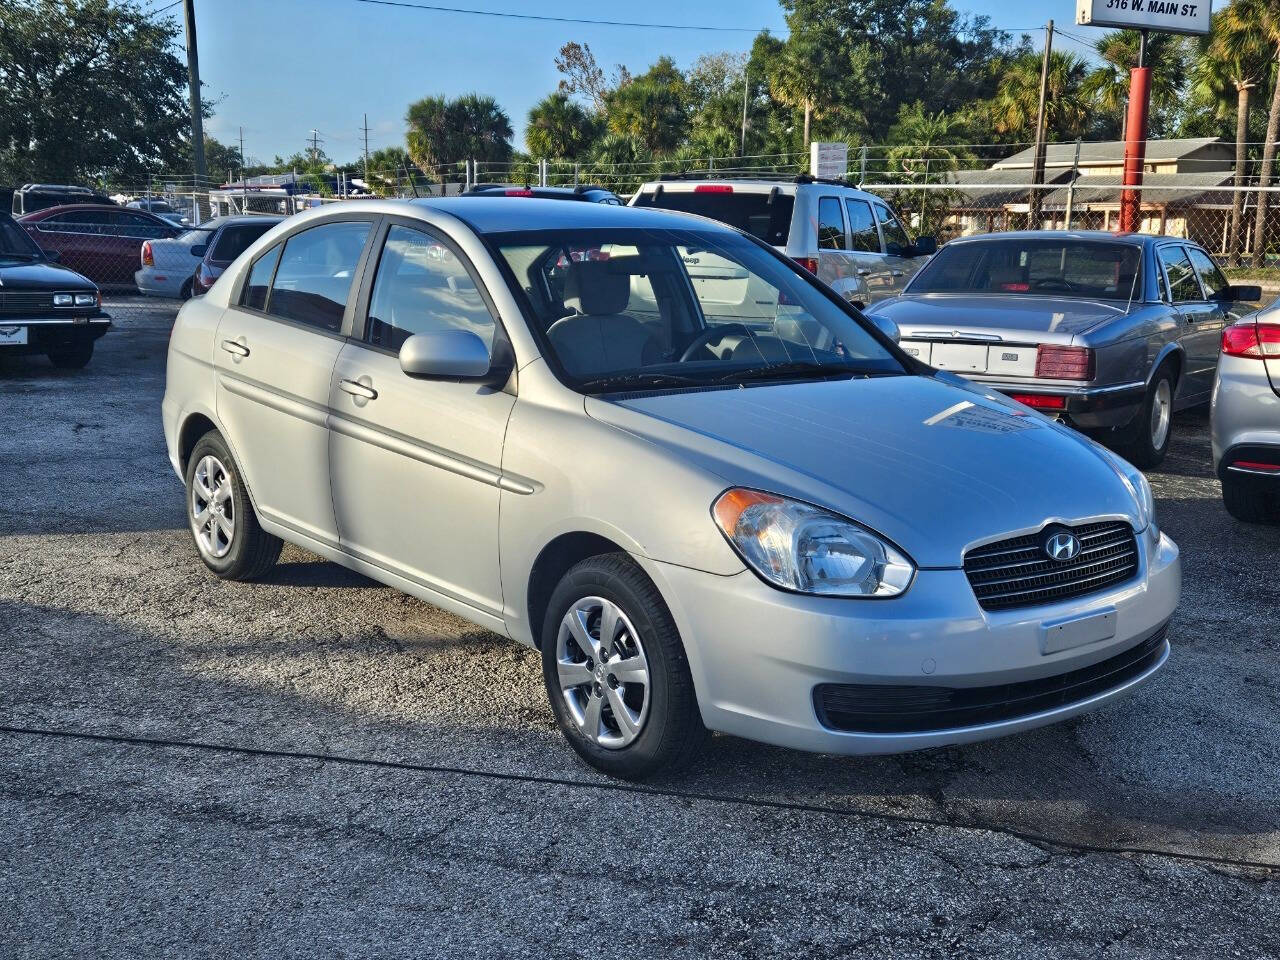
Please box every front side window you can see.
[873,203,911,253]
[1159,246,1202,303]
[241,243,281,312]
[817,197,845,250]
[267,221,371,331]
[365,224,496,352]
[0,217,42,258]
[492,227,904,391]
[1187,247,1229,299]
[909,239,1142,300]
[845,199,880,253]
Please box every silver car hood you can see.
[587,374,1140,569]
[869,294,1130,343]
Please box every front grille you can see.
[813,622,1169,734]
[0,291,55,314]
[963,520,1139,611]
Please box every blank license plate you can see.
[930,342,988,372]
[0,325,28,346]
[1040,608,1117,655]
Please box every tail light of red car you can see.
[796,257,820,275]
[141,241,154,266]
[1221,323,1280,359]
[1035,345,1095,380]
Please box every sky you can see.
[186,0,1102,164]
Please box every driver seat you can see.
[547,261,660,377]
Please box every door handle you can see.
[891,270,905,278]
[220,339,249,357]
[856,268,871,276]
[338,378,378,401]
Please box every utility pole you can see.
[239,126,248,214]
[1118,30,1150,234]
[361,113,371,189]
[182,0,207,191]
[740,66,749,157]
[1028,19,1054,228]
[308,129,324,164]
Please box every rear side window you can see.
[212,222,275,263]
[845,199,879,253]
[241,243,281,312]
[1159,246,1201,303]
[873,203,911,253]
[1187,247,1228,299]
[631,189,794,245]
[817,197,845,250]
[267,221,371,331]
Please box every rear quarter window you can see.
[632,190,795,246]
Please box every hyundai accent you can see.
[162,199,1180,779]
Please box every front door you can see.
[1158,243,1221,405]
[214,218,375,548]
[327,221,515,618]
[872,201,924,297]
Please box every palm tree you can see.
[768,32,830,150]
[990,50,1092,141]
[1243,0,1280,266]
[405,93,512,174]
[1192,7,1272,264]
[525,93,601,160]
[1083,30,1189,140]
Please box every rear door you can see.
[214,217,376,548]
[1158,243,1220,404]
[843,196,886,300]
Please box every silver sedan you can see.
[1212,307,1280,522]
[162,199,1180,780]
[867,232,1261,467]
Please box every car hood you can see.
[0,258,95,290]
[868,294,1129,342]
[586,374,1141,569]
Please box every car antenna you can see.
[1124,247,1142,314]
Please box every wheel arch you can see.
[177,410,219,474]
[1150,343,1183,389]
[526,531,634,649]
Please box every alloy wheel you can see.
[555,596,651,749]
[1150,378,1172,451]
[191,454,235,559]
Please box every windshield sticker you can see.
[923,400,1040,434]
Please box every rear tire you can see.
[47,338,94,369]
[541,553,709,780]
[179,278,193,300]
[184,431,282,580]
[1115,366,1175,468]
[1222,473,1280,524]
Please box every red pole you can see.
[1118,65,1151,233]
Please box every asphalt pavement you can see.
[1,298,1277,958]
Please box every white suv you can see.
[630,176,936,308]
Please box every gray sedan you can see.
[867,231,1261,466]
[162,200,1180,779]
[1212,308,1280,522]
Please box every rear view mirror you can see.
[913,236,938,257]
[1222,284,1262,303]
[190,244,207,258]
[399,329,492,379]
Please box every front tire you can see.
[47,338,94,369]
[1115,366,1175,468]
[184,431,282,580]
[541,553,709,780]
[1222,472,1280,524]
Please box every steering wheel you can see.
[678,323,754,362]
[1032,278,1077,292]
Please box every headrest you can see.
[564,261,630,316]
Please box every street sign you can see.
[1076,0,1211,36]
[810,142,848,179]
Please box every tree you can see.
[604,57,689,155]
[989,50,1092,141]
[554,42,628,112]
[365,146,428,195]
[1191,7,1272,264]
[405,93,513,174]
[886,103,975,236]
[0,0,191,184]
[525,93,601,159]
[174,135,242,186]
[1082,30,1189,139]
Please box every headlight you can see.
[1098,448,1158,538]
[74,292,98,306]
[712,488,915,597]
[53,293,73,306]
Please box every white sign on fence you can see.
[1076,0,1211,36]
[810,142,848,179]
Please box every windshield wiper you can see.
[714,361,882,384]
[0,251,40,261]
[577,371,707,393]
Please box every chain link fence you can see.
[14,143,1280,329]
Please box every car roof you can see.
[20,202,131,216]
[466,184,614,198]
[943,230,1157,248]
[413,196,728,234]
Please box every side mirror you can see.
[912,236,938,257]
[868,312,900,343]
[190,244,207,258]
[399,329,492,379]
[1221,284,1262,303]
[44,249,61,263]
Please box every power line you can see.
[348,0,761,32]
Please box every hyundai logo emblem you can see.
[1043,530,1081,562]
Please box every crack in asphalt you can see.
[2,721,1275,878]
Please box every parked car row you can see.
[136,216,282,300]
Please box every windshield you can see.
[491,227,904,393]
[908,238,1142,300]
[632,190,794,246]
[0,217,42,259]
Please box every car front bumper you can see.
[645,527,1179,756]
[0,314,112,355]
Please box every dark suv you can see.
[12,183,116,216]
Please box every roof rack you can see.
[652,171,857,188]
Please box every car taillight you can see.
[141,241,154,266]
[1009,393,1066,410]
[693,184,733,193]
[1035,345,1094,380]
[797,257,820,274]
[1221,323,1280,359]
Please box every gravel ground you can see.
[1,300,1278,958]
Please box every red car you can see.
[20,204,180,289]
